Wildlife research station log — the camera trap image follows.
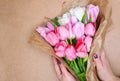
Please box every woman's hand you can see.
[93,50,120,81]
[53,50,120,81]
[53,57,76,81]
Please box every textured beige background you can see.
[0,0,120,81]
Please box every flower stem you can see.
[73,60,80,74]
[70,39,72,44]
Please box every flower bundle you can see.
[36,4,99,81]
[29,0,111,80]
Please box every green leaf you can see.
[81,13,86,23]
[77,58,84,73]
[70,61,74,68]
[69,61,78,75]
[67,39,71,44]
[89,15,92,23]
[72,38,77,46]
[83,55,88,63]
[65,40,69,44]
[50,17,60,29]
[73,60,80,74]
[77,72,86,81]
[70,39,72,44]
[78,73,86,81]
[63,57,70,65]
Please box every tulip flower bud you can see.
[85,36,92,52]
[73,22,85,39]
[87,4,99,22]
[46,31,59,46]
[54,41,67,57]
[47,22,54,30]
[65,45,77,61]
[85,23,96,36]
[56,26,69,40]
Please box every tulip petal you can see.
[87,4,99,22]
[73,22,85,39]
[76,52,87,58]
[85,23,96,36]
[65,45,77,61]
[47,22,54,30]
[85,36,92,52]
[69,7,85,21]
[56,51,65,57]
[56,26,69,40]
[46,32,59,46]
[70,16,78,25]
[58,12,71,25]
[66,23,75,39]
[36,27,50,39]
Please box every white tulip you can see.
[69,7,85,21]
[58,12,71,25]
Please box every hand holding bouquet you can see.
[29,0,111,81]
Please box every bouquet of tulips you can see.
[29,0,111,80]
[36,4,99,81]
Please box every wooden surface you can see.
[0,0,120,81]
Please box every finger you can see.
[100,50,112,72]
[93,54,103,72]
[52,57,62,78]
[59,62,69,75]
[101,50,107,65]
[101,50,108,66]
[101,50,111,66]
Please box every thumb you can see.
[93,54,103,72]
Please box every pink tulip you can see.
[70,16,78,26]
[87,4,99,22]
[47,22,54,30]
[54,41,67,57]
[65,45,77,61]
[36,26,50,39]
[75,39,87,58]
[56,26,69,40]
[46,31,59,46]
[85,23,96,36]
[85,36,92,52]
[76,52,88,58]
[73,22,85,39]
[66,23,75,39]
[76,44,87,58]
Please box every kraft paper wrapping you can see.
[29,0,112,81]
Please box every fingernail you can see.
[57,60,61,65]
[94,54,98,59]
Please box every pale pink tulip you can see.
[85,23,96,36]
[73,22,85,39]
[46,31,59,46]
[70,16,78,26]
[66,23,75,39]
[85,36,92,52]
[87,4,99,22]
[65,45,77,61]
[47,22,54,30]
[56,26,69,40]
[54,41,67,57]
[36,26,50,39]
